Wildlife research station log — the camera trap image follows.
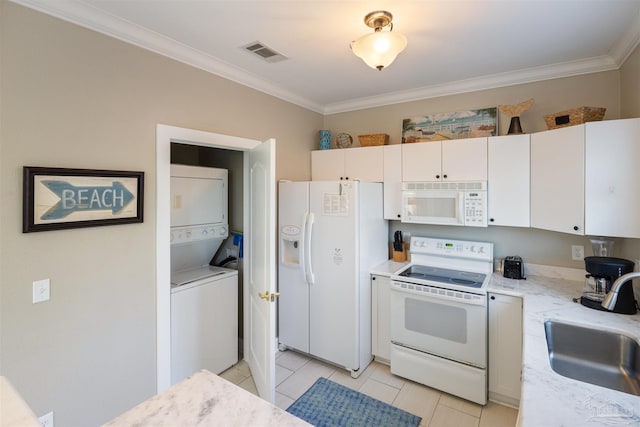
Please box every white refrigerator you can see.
[278,180,388,377]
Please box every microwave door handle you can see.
[304,212,315,285]
[458,192,466,225]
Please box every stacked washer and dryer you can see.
[170,164,238,385]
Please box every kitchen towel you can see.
[286,377,421,427]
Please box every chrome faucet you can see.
[601,271,640,311]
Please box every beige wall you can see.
[0,2,321,426]
[621,43,640,118]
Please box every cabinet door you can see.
[344,146,384,182]
[383,145,402,220]
[442,137,488,181]
[585,118,640,238]
[488,135,530,227]
[488,293,522,407]
[531,125,585,235]
[371,274,391,361]
[402,141,442,181]
[311,149,345,180]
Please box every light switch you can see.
[33,279,50,304]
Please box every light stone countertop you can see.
[370,260,640,427]
[1,377,41,427]
[490,266,640,427]
[102,370,310,426]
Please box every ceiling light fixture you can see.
[350,10,407,71]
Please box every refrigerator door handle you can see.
[304,212,315,285]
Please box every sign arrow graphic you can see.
[41,180,134,220]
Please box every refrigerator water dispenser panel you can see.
[281,225,301,265]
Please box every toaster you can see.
[503,256,525,280]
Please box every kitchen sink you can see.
[544,320,640,396]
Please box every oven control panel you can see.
[410,237,493,261]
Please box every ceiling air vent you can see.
[242,41,288,63]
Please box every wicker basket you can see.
[544,107,606,130]
[358,133,389,146]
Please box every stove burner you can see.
[398,264,486,289]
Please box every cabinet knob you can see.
[490,295,496,300]
[490,218,495,222]
[397,214,401,218]
[372,276,376,280]
[573,226,579,231]
[436,174,440,179]
[340,177,344,180]
[443,174,448,179]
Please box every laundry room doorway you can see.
[155,125,277,402]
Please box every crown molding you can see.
[322,55,619,114]
[10,0,640,116]
[608,7,640,65]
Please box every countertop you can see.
[1,377,41,427]
[102,370,310,426]
[370,260,640,427]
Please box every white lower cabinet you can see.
[488,292,523,408]
[371,274,391,362]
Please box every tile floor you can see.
[220,350,518,427]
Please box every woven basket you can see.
[544,107,606,130]
[358,133,389,146]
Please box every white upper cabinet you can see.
[488,134,530,227]
[312,146,384,182]
[383,145,403,220]
[530,125,585,235]
[402,138,488,182]
[585,118,640,238]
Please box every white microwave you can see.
[401,181,488,227]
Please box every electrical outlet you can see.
[572,245,585,261]
[33,279,50,304]
[39,411,53,427]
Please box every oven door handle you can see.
[391,281,487,306]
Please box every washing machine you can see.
[170,265,238,385]
[169,164,238,385]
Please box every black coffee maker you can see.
[581,256,636,314]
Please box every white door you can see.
[308,181,359,370]
[245,138,277,402]
[442,137,488,181]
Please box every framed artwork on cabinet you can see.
[402,107,498,143]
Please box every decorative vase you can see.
[319,130,332,150]
[508,116,523,134]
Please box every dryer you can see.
[169,164,238,384]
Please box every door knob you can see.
[259,291,281,302]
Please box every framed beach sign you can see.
[402,107,497,143]
[23,166,144,233]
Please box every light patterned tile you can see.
[276,350,311,371]
[479,401,518,427]
[219,360,251,384]
[430,404,480,427]
[358,378,400,404]
[439,393,483,417]
[369,362,407,389]
[275,392,295,410]
[276,359,336,400]
[237,375,258,396]
[276,364,294,385]
[392,380,440,425]
[328,361,374,390]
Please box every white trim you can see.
[9,0,640,115]
[155,124,260,392]
[323,56,618,114]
